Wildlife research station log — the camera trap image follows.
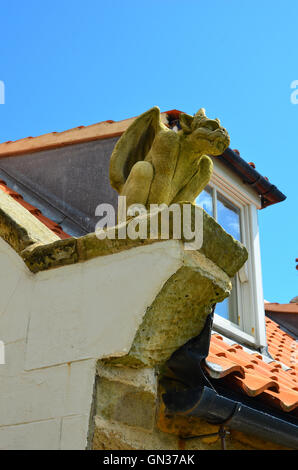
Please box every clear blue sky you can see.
[0,1,297,303]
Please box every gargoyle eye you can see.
[202,120,219,131]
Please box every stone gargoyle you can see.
[109,106,230,209]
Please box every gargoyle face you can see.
[191,117,230,155]
[180,109,230,156]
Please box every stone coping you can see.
[0,191,248,277]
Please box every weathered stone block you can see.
[92,415,179,450]
[95,377,156,431]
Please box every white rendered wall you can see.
[0,237,182,449]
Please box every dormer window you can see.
[196,164,267,348]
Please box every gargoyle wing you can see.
[109,106,167,193]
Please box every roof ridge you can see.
[265,302,298,313]
[0,110,174,158]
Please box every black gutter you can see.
[163,385,298,449]
[217,148,286,209]
[162,313,298,449]
[166,112,286,209]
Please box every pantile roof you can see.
[0,179,70,240]
[266,316,298,371]
[205,317,298,413]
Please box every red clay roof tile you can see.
[205,317,298,414]
[266,317,298,372]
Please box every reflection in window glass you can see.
[215,195,241,325]
[196,186,213,216]
[217,194,241,241]
[196,186,242,327]
[215,277,239,325]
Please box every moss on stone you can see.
[22,238,79,273]
[0,190,59,255]
[200,209,247,277]
[0,207,34,253]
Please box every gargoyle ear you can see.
[180,113,194,133]
[195,108,206,118]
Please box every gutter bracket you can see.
[179,425,231,450]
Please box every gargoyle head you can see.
[180,108,230,156]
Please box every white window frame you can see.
[204,162,267,348]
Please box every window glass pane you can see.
[215,194,241,325]
[215,278,239,325]
[217,194,241,241]
[197,188,243,327]
[196,185,213,216]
